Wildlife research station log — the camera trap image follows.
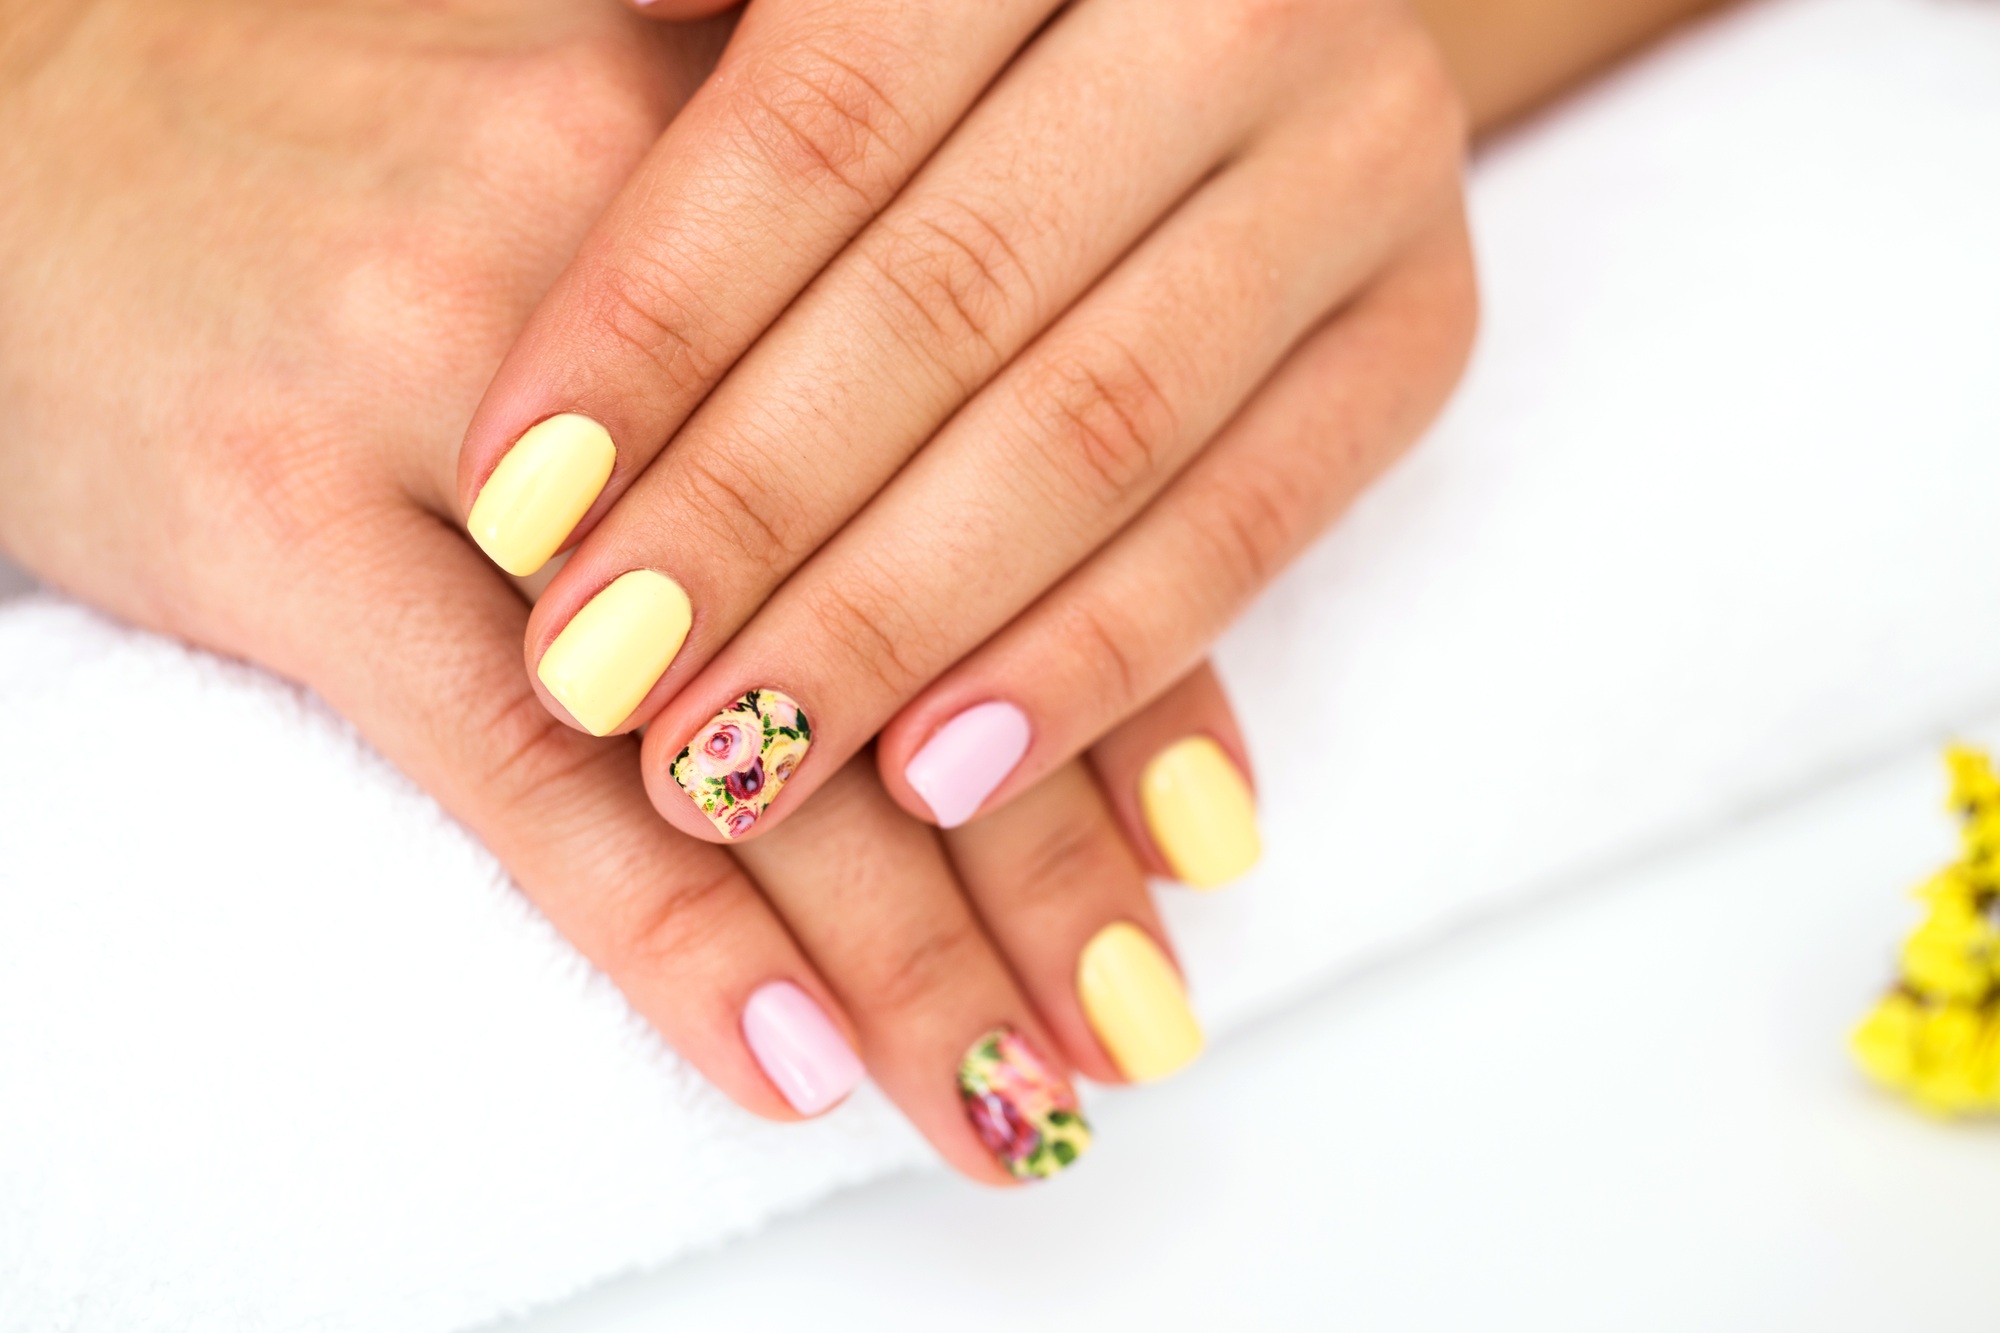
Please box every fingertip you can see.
[741,979,866,1117]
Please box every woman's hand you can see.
[0,0,1240,1184]
[457,0,1478,850]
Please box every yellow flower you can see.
[1852,745,2000,1116]
[1908,1002,1991,1114]
[1852,992,1921,1090]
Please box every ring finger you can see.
[731,756,1091,1184]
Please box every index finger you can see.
[457,0,1059,576]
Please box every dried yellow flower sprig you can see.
[1851,745,2000,1114]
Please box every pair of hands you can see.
[0,0,1473,1183]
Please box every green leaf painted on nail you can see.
[1051,1140,1077,1166]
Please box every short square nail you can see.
[466,414,616,577]
[904,701,1030,828]
[1077,922,1204,1083]
[1139,735,1261,890]
[958,1026,1090,1181]
[742,981,863,1116]
[671,689,810,838]
[536,570,692,736]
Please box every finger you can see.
[276,503,861,1121]
[732,757,1091,1185]
[521,0,1285,740]
[944,758,1204,1085]
[639,90,1460,841]
[456,0,1060,576]
[1088,663,1261,891]
[878,213,1477,835]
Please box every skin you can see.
[0,0,1733,1181]
[0,0,1238,1187]
[465,0,1480,850]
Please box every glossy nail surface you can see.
[467,413,616,576]
[742,981,864,1116]
[1139,736,1261,890]
[536,570,692,736]
[1077,922,1204,1082]
[671,689,811,838]
[957,1026,1091,1181]
[905,701,1031,828]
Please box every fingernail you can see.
[904,701,1030,828]
[536,570,693,736]
[1077,922,1205,1083]
[671,689,810,839]
[957,1026,1091,1181]
[742,980,864,1116]
[467,413,616,577]
[1139,735,1261,890]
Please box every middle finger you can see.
[643,86,1450,839]
[521,0,1290,741]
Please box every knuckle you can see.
[732,35,912,205]
[796,567,933,700]
[858,195,1031,376]
[591,257,725,401]
[859,914,989,1021]
[607,855,745,980]
[1353,29,1468,178]
[1023,334,1181,507]
[672,444,802,582]
[471,683,624,816]
[1002,802,1134,916]
[1053,597,1147,705]
[1194,466,1309,602]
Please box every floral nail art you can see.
[957,1026,1091,1181]
[671,689,811,839]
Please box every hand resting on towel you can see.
[0,0,1721,1181]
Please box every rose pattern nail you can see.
[671,689,810,839]
[957,1026,1091,1181]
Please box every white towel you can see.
[4,0,1998,1327]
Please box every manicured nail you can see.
[536,570,693,736]
[957,1026,1091,1181]
[671,689,810,839]
[1139,735,1261,890]
[904,701,1030,829]
[1077,922,1205,1083]
[466,414,616,577]
[742,980,864,1116]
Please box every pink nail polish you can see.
[904,700,1032,829]
[742,981,864,1116]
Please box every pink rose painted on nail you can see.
[957,1026,1091,1182]
[691,710,760,779]
[670,690,811,840]
[722,759,765,802]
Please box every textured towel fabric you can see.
[3,0,1999,1328]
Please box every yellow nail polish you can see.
[536,570,692,736]
[1139,736,1261,890]
[467,414,616,577]
[1077,923,1204,1083]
